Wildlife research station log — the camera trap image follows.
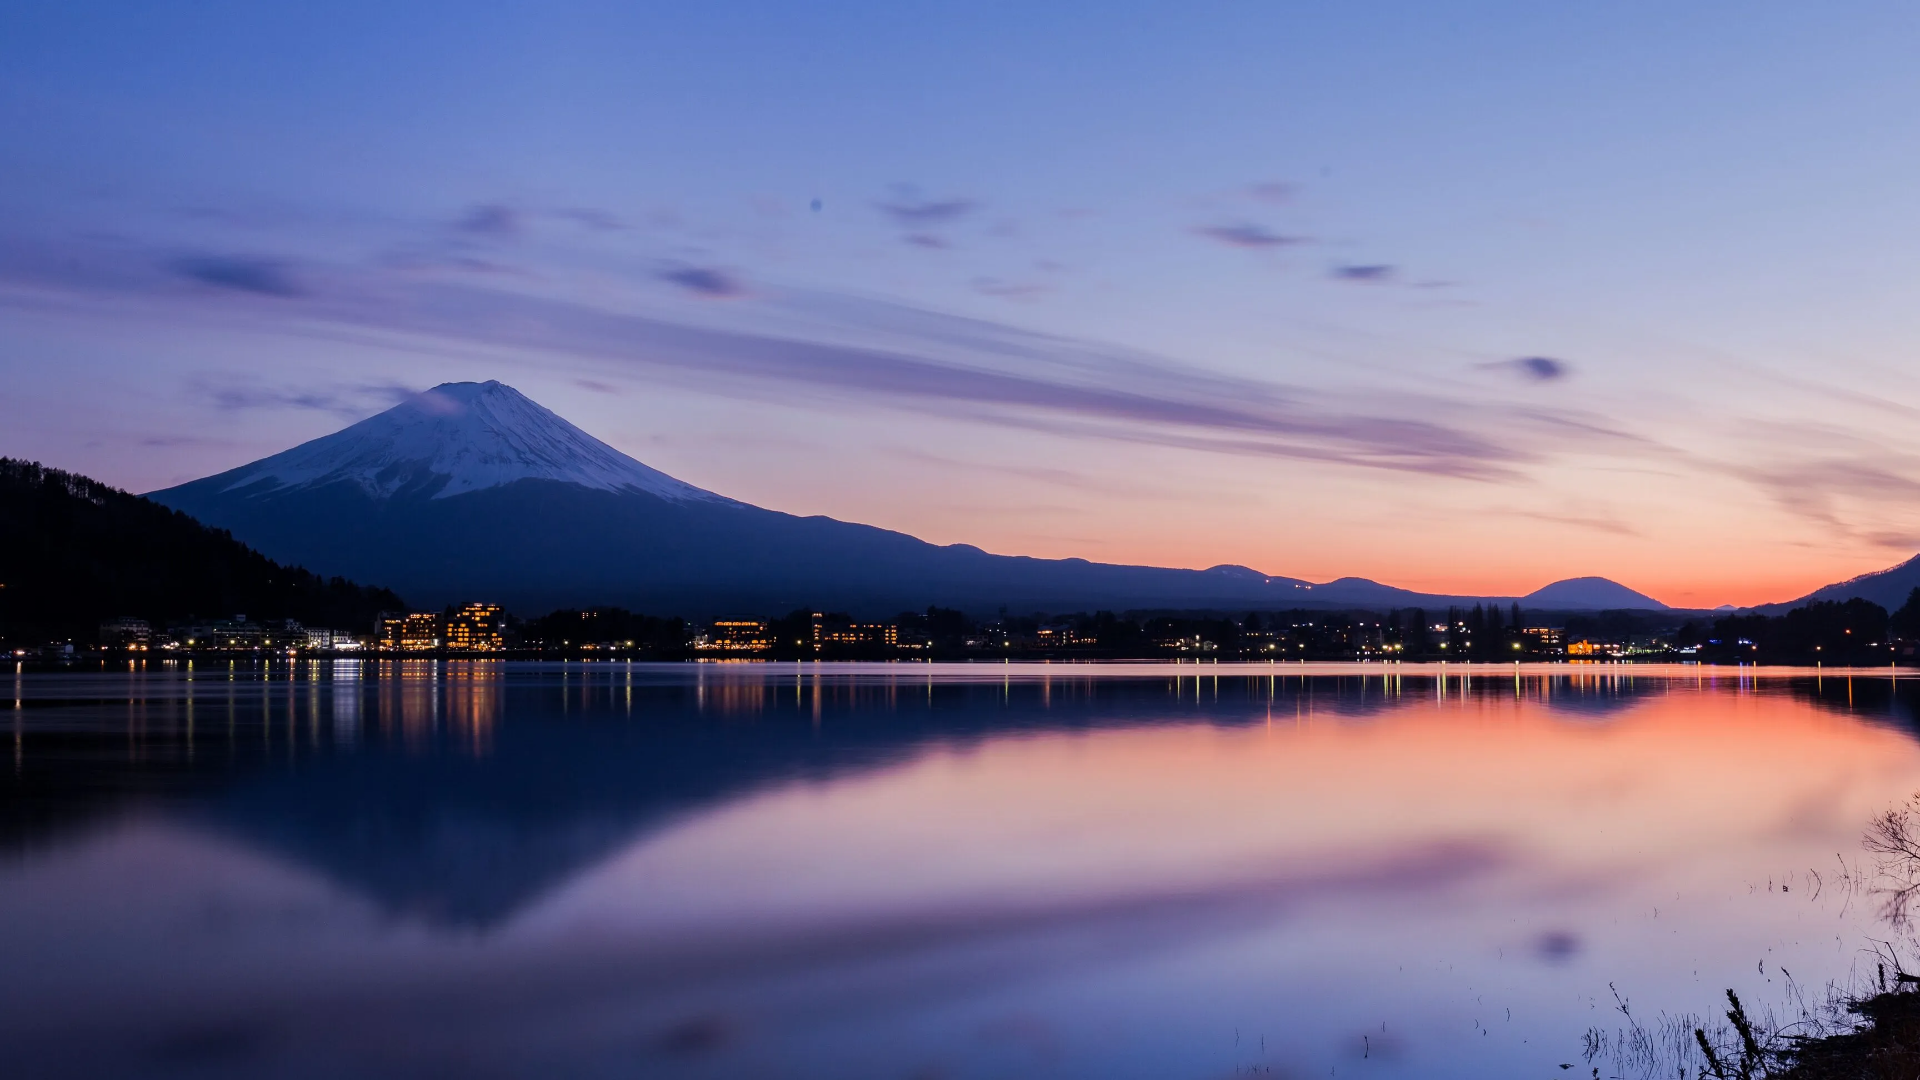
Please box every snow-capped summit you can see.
[204,380,724,502]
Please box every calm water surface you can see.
[5,660,1920,1078]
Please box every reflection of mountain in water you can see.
[3,665,1695,927]
[202,667,1418,925]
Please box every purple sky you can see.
[6,2,1920,605]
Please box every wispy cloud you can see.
[377,295,1527,477]
[1193,223,1304,249]
[876,188,978,251]
[555,207,624,232]
[355,284,1599,478]
[972,277,1049,301]
[886,446,1210,501]
[1506,508,1640,536]
[1331,264,1395,282]
[1863,530,1920,551]
[197,379,418,418]
[1482,356,1570,382]
[455,204,520,237]
[876,195,978,227]
[1733,456,1920,539]
[1247,182,1295,205]
[0,231,1650,483]
[170,254,303,297]
[659,266,743,298]
[137,434,229,448]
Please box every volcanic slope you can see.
[149,381,1665,614]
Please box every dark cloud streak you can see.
[555,208,624,232]
[1735,457,1920,538]
[876,196,978,226]
[199,380,418,418]
[972,278,1048,301]
[1482,356,1570,382]
[456,204,519,237]
[659,266,743,298]
[170,255,303,297]
[295,282,1533,480]
[1193,223,1304,249]
[1248,182,1295,205]
[0,234,1648,483]
[1332,264,1395,282]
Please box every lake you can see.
[5,660,1919,1078]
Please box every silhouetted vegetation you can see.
[0,459,402,647]
[1677,599,1896,664]
[1892,588,1920,640]
[1585,793,1920,1079]
[519,608,690,657]
[1767,987,1920,1079]
[16,456,1920,665]
[1755,793,1920,1077]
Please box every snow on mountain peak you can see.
[212,380,726,502]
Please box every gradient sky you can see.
[5,2,1920,606]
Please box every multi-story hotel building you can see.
[445,603,505,652]
[377,613,443,651]
[702,619,772,652]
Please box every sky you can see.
[4,2,1920,607]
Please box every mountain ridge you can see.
[1758,553,1920,614]
[147,381,1671,615]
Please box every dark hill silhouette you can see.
[1520,576,1667,610]
[0,458,403,643]
[1763,553,1920,614]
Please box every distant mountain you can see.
[1765,554,1920,614]
[1299,574,1667,612]
[1519,577,1668,611]
[148,381,1670,616]
[0,459,402,643]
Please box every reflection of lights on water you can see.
[332,667,361,741]
[445,661,502,757]
[10,666,1920,1078]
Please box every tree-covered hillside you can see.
[0,459,403,645]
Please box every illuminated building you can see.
[1566,639,1622,657]
[445,603,505,652]
[701,620,771,652]
[98,617,150,650]
[810,612,898,650]
[377,613,442,651]
[1521,627,1563,649]
[1154,635,1212,653]
[819,623,897,647]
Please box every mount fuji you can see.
[191,379,729,504]
[149,381,1668,615]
